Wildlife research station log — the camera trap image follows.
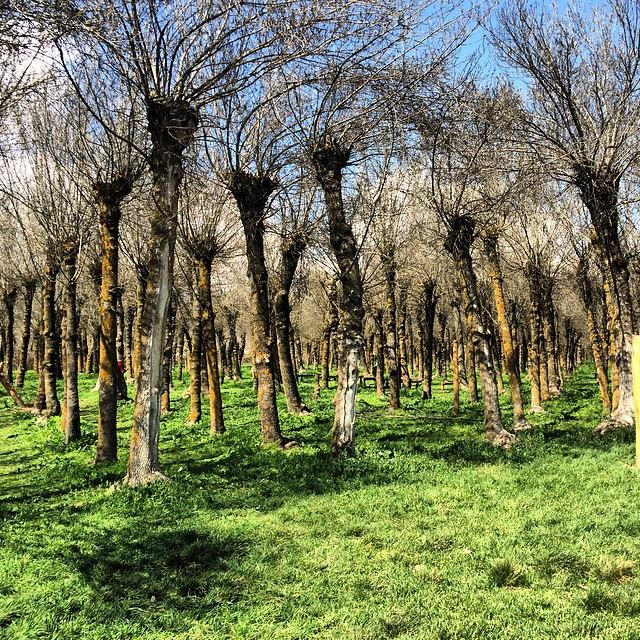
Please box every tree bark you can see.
[373,308,386,398]
[227,170,286,446]
[421,279,437,400]
[577,257,611,413]
[575,174,636,433]
[381,252,401,409]
[62,247,81,443]
[312,143,365,456]
[274,236,309,415]
[125,98,197,486]
[445,215,514,447]
[3,287,17,384]
[484,235,529,429]
[42,251,61,416]
[188,279,202,424]
[94,179,130,463]
[16,280,36,388]
[197,259,225,435]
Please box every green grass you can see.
[1,366,640,639]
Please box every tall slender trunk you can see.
[452,339,460,417]
[421,279,437,400]
[484,236,528,429]
[62,248,81,443]
[398,292,411,389]
[312,143,365,456]
[445,216,514,447]
[188,280,202,423]
[381,252,400,409]
[3,287,17,383]
[374,308,386,398]
[577,256,611,412]
[321,279,338,389]
[16,280,36,388]
[94,179,130,463]
[197,259,225,435]
[274,236,309,415]
[227,170,285,446]
[161,297,175,414]
[43,250,61,416]
[126,98,197,486]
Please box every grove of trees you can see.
[1,0,640,485]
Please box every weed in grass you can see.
[488,558,530,588]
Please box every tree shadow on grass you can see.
[67,525,250,614]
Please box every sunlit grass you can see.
[1,366,639,639]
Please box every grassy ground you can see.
[1,367,640,639]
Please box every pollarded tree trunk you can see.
[227,170,285,447]
[483,235,529,430]
[43,250,61,416]
[398,293,411,389]
[422,279,437,400]
[575,174,637,434]
[94,178,131,463]
[62,246,81,443]
[188,278,202,424]
[381,252,400,409]
[321,279,339,389]
[373,308,386,398]
[452,339,460,417]
[312,142,365,456]
[274,236,309,415]
[16,280,36,388]
[161,297,175,414]
[197,259,224,436]
[541,275,560,396]
[463,319,479,402]
[125,98,197,486]
[577,257,611,412]
[3,287,17,383]
[445,215,515,447]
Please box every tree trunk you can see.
[274,236,309,415]
[227,170,286,446]
[62,248,81,443]
[374,308,386,398]
[188,282,202,424]
[43,251,61,416]
[197,259,225,435]
[421,279,437,400]
[576,175,636,433]
[445,216,514,447]
[381,253,401,409]
[94,181,130,463]
[161,297,175,414]
[312,143,365,456]
[16,280,36,388]
[452,339,460,417]
[484,236,529,429]
[125,98,197,486]
[3,287,17,384]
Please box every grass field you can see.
[1,367,640,639]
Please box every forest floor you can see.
[1,367,640,639]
